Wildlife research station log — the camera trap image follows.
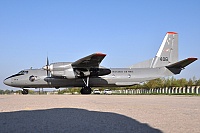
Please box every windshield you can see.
[5,70,29,80]
[18,70,28,75]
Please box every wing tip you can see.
[187,57,198,61]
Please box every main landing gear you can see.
[22,89,29,95]
[80,86,92,94]
[80,77,92,94]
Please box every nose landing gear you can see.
[22,89,28,95]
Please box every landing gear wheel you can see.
[80,87,92,94]
[22,89,28,95]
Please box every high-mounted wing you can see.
[72,53,106,68]
[72,53,111,77]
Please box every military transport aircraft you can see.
[3,32,197,94]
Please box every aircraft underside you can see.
[19,76,144,95]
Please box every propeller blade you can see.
[42,57,50,77]
[47,57,49,66]
[46,57,50,77]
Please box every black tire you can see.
[80,87,91,94]
[22,89,28,95]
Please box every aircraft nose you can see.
[3,78,11,86]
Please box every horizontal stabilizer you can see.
[167,58,197,68]
[166,58,197,74]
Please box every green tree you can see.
[177,78,188,87]
[188,78,193,86]
[0,90,4,94]
[4,90,11,94]
[144,78,164,89]
[171,77,179,87]
[163,78,171,87]
[195,79,200,86]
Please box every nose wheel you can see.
[22,89,28,95]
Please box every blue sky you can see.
[0,0,200,90]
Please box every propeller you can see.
[46,57,50,76]
[42,57,51,77]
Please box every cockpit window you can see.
[4,70,28,80]
[18,70,28,74]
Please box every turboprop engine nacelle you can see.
[51,68,76,79]
[43,62,76,79]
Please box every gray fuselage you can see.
[4,67,173,89]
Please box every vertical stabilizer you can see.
[151,32,178,68]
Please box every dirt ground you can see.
[0,95,199,133]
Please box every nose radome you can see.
[3,78,11,86]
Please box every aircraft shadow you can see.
[0,108,162,133]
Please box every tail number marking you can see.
[160,57,168,61]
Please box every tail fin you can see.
[130,32,178,68]
[151,32,178,68]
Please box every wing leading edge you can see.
[72,53,106,68]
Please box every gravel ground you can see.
[0,95,199,133]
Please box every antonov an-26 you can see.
[3,32,197,94]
